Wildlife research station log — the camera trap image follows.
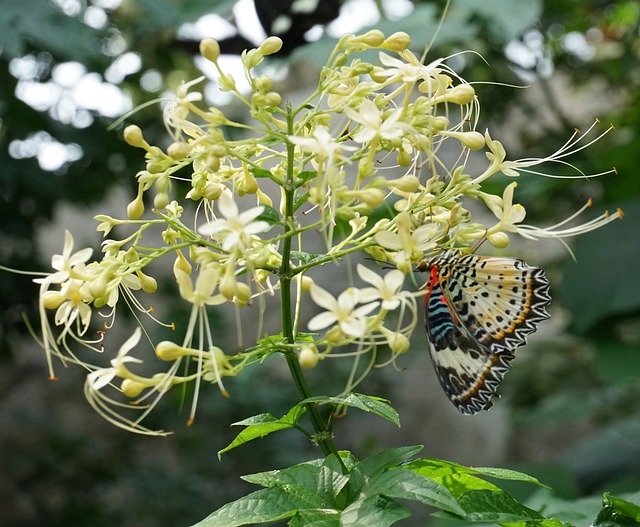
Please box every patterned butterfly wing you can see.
[424,250,551,414]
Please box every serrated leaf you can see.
[301,393,400,427]
[340,495,412,527]
[218,405,306,458]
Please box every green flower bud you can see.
[259,36,283,55]
[200,38,220,63]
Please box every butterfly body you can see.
[421,250,551,414]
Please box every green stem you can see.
[279,105,346,471]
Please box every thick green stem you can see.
[279,106,346,470]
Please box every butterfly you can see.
[419,250,551,414]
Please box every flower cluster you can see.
[34,30,621,433]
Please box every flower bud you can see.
[431,116,450,131]
[325,326,345,344]
[446,84,475,105]
[42,290,65,310]
[298,345,319,369]
[88,274,109,299]
[254,75,272,91]
[357,188,385,208]
[156,341,188,361]
[167,141,190,160]
[121,379,146,397]
[202,182,223,201]
[387,332,410,354]
[299,275,313,293]
[357,29,385,47]
[218,74,236,92]
[448,130,486,150]
[220,271,238,299]
[123,125,147,149]
[387,174,420,192]
[257,188,273,207]
[397,148,412,167]
[154,191,169,210]
[487,231,511,248]
[173,250,192,276]
[234,282,252,305]
[260,36,283,55]
[382,32,411,51]
[127,187,145,219]
[136,270,158,293]
[264,91,282,107]
[200,38,221,63]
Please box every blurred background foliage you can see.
[1,0,639,525]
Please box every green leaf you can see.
[290,251,327,266]
[297,170,318,185]
[405,458,547,500]
[345,446,424,503]
[340,495,412,527]
[255,204,280,226]
[364,468,465,516]
[217,405,306,458]
[594,492,640,525]
[288,510,340,527]
[191,487,300,527]
[248,166,274,179]
[242,454,348,503]
[301,393,400,427]
[441,489,544,522]
[294,190,311,211]
[405,458,546,487]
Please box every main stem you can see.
[279,106,345,468]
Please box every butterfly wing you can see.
[424,251,551,414]
[425,266,515,414]
[438,253,551,354]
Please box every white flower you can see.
[47,230,93,284]
[53,278,93,336]
[375,212,441,269]
[288,126,355,163]
[198,191,270,252]
[175,267,226,306]
[377,51,443,83]
[308,284,378,338]
[485,182,527,235]
[356,264,410,311]
[345,99,408,143]
[87,328,143,391]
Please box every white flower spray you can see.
[30,30,621,435]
